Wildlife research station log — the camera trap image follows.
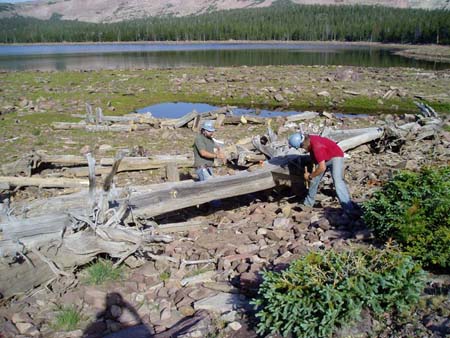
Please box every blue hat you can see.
[202,120,216,132]
[288,133,305,149]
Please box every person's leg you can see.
[196,167,214,181]
[330,157,354,213]
[303,170,325,207]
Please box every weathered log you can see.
[51,122,86,130]
[131,165,284,218]
[224,115,265,125]
[0,176,89,188]
[336,128,384,152]
[160,110,198,128]
[286,111,319,122]
[155,220,208,233]
[165,163,180,182]
[321,127,383,143]
[63,157,193,177]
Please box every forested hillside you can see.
[1,3,449,44]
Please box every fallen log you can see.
[337,128,384,152]
[131,165,285,218]
[62,157,193,177]
[224,115,265,125]
[160,110,198,128]
[0,176,89,188]
[286,111,319,122]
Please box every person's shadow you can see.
[83,292,153,338]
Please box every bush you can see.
[363,166,450,269]
[252,248,425,338]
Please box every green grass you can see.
[159,271,171,282]
[83,259,123,285]
[52,305,83,331]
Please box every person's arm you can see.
[304,160,326,180]
[199,149,217,159]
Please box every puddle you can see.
[136,102,368,119]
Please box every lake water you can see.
[137,102,369,119]
[0,42,448,71]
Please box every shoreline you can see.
[1,40,449,63]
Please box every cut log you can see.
[0,176,89,188]
[321,127,383,143]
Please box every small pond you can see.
[136,102,368,119]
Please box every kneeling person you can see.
[193,120,225,181]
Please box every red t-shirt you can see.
[309,135,344,163]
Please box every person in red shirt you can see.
[288,132,356,215]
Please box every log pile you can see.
[52,103,263,132]
[0,102,446,300]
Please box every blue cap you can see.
[202,120,216,132]
[288,133,305,149]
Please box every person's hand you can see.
[216,150,226,161]
[304,166,311,181]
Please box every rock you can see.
[179,305,196,317]
[15,322,35,335]
[11,312,32,324]
[273,217,290,229]
[110,305,122,318]
[83,288,107,310]
[354,229,374,240]
[220,311,237,323]
[321,230,351,241]
[312,217,331,231]
[124,256,145,269]
[2,321,19,336]
[98,144,113,152]
[181,271,216,287]
[274,94,284,102]
[228,321,242,331]
[119,308,141,326]
[203,282,240,294]
[236,262,249,273]
[188,288,216,301]
[317,90,331,97]
[239,271,263,291]
[236,244,259,254]
[193,293,250,314]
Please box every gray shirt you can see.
[193,133,215,167]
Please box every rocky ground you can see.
[0,63,450,337]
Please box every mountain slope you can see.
[1,0,449,23]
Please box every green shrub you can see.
[83,259,123,285]
[252,248,425,338]
[52,305,83,331]
[363,166,450,269]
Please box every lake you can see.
[136,102,369,119]
[0,42,448,71]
